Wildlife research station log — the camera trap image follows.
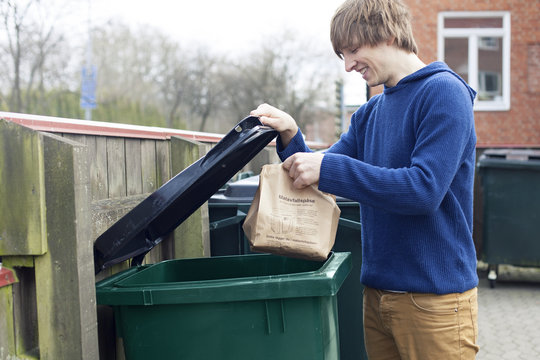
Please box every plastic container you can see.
[94,118,352,359]
[477,149,540,287]
[96,252,352,360]
[208,177,367,360]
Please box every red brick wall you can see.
[370,0,540,147]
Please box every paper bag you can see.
[242,163,341,261]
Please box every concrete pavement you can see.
[477,263,540,360]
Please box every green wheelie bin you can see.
[209,176,368,360]
[94,117,353,359]
[96,252,351,360]
[477,149,540,287]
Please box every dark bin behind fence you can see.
[209,177,368,360]
[477,149,540,287]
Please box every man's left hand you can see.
[282,152,324,189]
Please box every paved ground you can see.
[477,262,540,360]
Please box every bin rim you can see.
[95,252,352,306]
[477,158,540,170]
[107,252,339,288]
[478,149,540,170]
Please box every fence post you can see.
[34,132,98,359]
[0,120,98,359]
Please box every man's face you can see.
[341,42,395,87]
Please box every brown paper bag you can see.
[242,163,341,261]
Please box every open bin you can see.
[96,252,351,360]
[209,176,367,360]
[94,117,352,359]
[477,149,540,287]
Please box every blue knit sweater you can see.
[278,62,478,294]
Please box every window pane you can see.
[444,17,503,28]
[478,37,503,101]
[445,38,469,83]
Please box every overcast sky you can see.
[86,0,345,53]
[60,0,366,104]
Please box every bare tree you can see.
[92,21,210,129]
[0,0,33,111]
[152,39,191,128]
[149,39,227,131]
[182,48,227,132]
[0,9,337,134]
[92,22,161,104]
[220,30,337,130]
[0,0,68,113]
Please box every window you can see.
[438,12,511,111]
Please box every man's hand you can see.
[251,103,298,147]
[282,152,324,189]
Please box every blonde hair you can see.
[330,0,418,58]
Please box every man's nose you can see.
[343,55,355,72]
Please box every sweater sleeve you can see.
[276,128,312,161]
[319,76,476,215]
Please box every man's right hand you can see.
[251,103,299,148]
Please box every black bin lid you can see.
[93,116,277,274]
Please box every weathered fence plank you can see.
[125,139,143,196]
[155,139,170,187]
[106,137,126,198]
[88,136,109,201]
[141,139,157,192]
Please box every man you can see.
[251,0,479,359]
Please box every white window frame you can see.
[438,11,511,111]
